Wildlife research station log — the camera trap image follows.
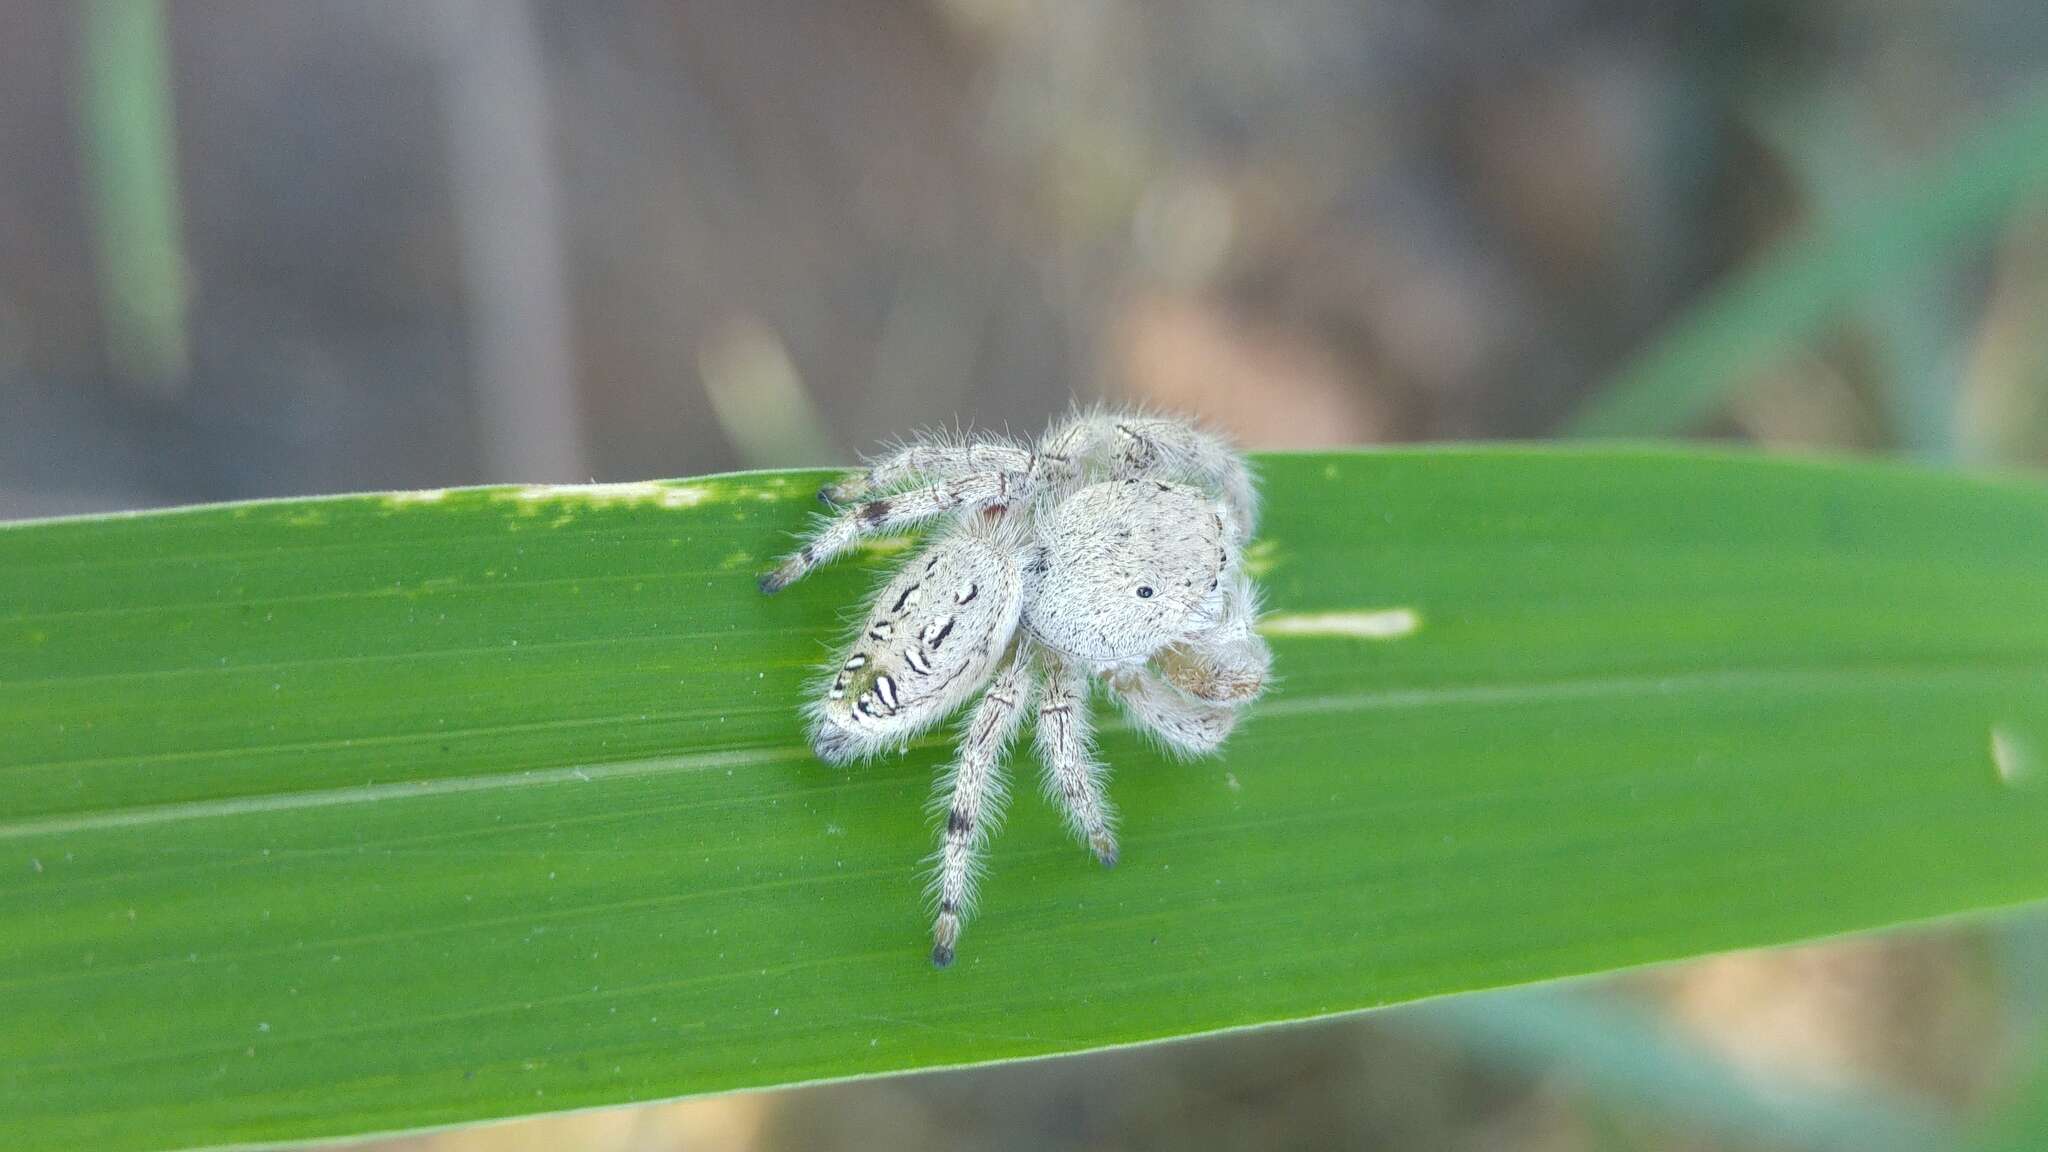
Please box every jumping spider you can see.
[760,409,1271,966]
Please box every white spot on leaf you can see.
[504,481,714,509]
[516,481,661,503]
[1260,608,1421,640]
[1992,725,2037,788]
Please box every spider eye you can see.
[1135,586,1154,599]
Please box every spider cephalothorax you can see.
[760,409,1270,966]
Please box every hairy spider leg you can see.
[819,436,1035,505]
[1103,664,1241,757]
[762,471,1026,594]
[930,653,1036,967]
[1035,655,1119,867]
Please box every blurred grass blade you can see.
[1747,89,1972,459]
[1568,89,2048,439]
[1411,987,1950,1152]
[1975,1051,2048,1152]
[7,448,2048,1151]
[79,0,190,392]
[1978,905,2048,1146]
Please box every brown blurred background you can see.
[4,2,2047,1149]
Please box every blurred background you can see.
[4,1,2048,1149]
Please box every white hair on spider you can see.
[761,407,1271,967]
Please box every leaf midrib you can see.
[7,654,2039,833]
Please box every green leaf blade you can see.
[4,449,2048,1151]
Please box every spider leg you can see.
[761,471,1028,594]
[1035,407,1258,534]
[1107,416,1260,538]
[1034,408,1115,469]
[1026,406,1145,500]
[1034,654,1119,866]
[819,436,1033,505]
[1104,665,1243,757]
[930,650,1037,968]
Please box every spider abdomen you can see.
[810,528,1022,764]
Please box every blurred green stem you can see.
[1411,986,1951,1152]
[78,0,190,393]
[1568,88,2048,440]
[1749,91,1969,460]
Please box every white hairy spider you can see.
[760,409,1271,967]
